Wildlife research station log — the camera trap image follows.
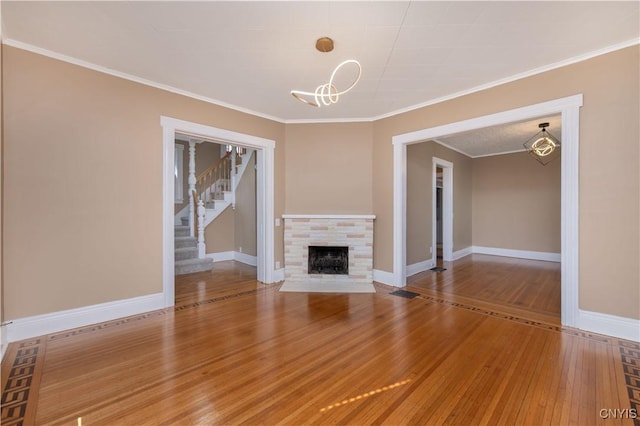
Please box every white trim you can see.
[372,38,638,122]
[5,38,634,125]
[273,268,285,283]
[5,293,165,343]
[161,116,276,309]
[1,325,7,361]
[174,144,184,204]
[234,252,258,267]
[452,246,473,260]
[577,310,640,342]
[3,39,285,124]
[373,269,398,287]
[282,214,376,220]
[432,157,453,264]
[393,94,583,329]
[470,148,528,159]
[205,251,258,266]
[392,142,407,287]
[174,204,189,225]
[205,251,234,262]
[472,246,561,262]
[432,139,472,158]
[406,260,435,277]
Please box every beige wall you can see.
[3,46,285,319]
[406,141,473,264]
[204,151,257,256]
[234,151,257,256]
[284,122,373,214]
[374,46,639,319]
[472,151,561,253]
[2,43,638,324]
[205,207,235,254]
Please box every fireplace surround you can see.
[282,214,375,285]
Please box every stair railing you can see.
[195,151,232,209]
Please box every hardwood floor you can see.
[407,254,562,325]
[2,258,638,425]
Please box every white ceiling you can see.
[436,114,561,158]
[1,1,637,156]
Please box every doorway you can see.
[392,94,583,327]
[161,116,276,308]
[431,158,453,267]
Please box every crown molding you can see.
[2,38,288,124]
[3,37,638,124]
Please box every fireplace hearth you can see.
[308,246,348,275]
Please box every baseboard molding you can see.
[206,251,257,266]
[273,268,285,283]
[373,269,399,287]
[174,204,189,225]
[1,325,7,362]
[452,246,473,260]
[235,252,258,267]
[5,293,165,343]
[472,246,561,262]
[578,309,640,342]
[406,260,435,277]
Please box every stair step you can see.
[175,246,198,261]
[175,236,197,249]
[174,226,190,237]
[175,257,213,275]
[180,216,189,226]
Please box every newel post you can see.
[197,199,206,258]
[230,146,237,209]
[188,140,196,237]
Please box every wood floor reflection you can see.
[2,259,637,425]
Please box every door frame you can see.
[161,116,276,307]
[392,94,582,327]
[432,158,453,265]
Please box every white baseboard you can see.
[174,204,189,225]
[206,251,257,266]
[235,252,258,267]
[472,246,561,262]
[578,309,640,342]
[1,325,7,361]
[206,251,234,262]
[406,260,435,277]
[5,293,165,343]
[452,246,473,260]
[373,269,399,287]
[273,268,285,283]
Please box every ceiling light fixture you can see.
[291,59,362,107]
[523,122,561,165]
[291,37,361,107]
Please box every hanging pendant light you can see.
[290,37,362,107]
[523,122,561,165]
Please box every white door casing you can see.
[161,116,276,307]
[392,94,583,327]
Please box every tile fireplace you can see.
[282,214,375,284]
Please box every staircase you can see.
[174,147,254,276]
[198,148,254,228]
[174,224,213,275]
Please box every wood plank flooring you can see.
[2,258,639,425]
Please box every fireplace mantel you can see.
[282,214,376,220]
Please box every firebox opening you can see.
[308,246,349,275]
